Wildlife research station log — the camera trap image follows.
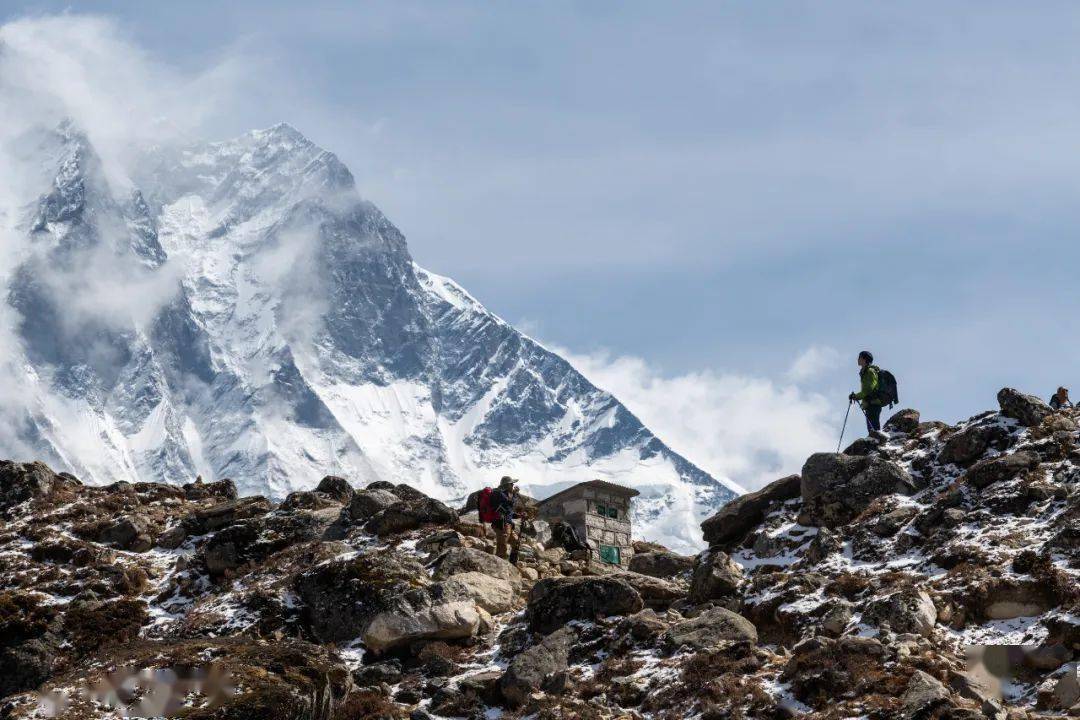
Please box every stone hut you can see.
[536,480,639,567]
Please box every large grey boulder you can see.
[701,474,801,546]
[689,549,745,603]
[0,460,69,511]
[362,598,480,654]
[629,550,694,578]
[348,488,399,520]
[939,424,999,466]
[902,670,949,719]
[862,589,937,637]
[800,453,915,528]
[315,475,354,503]
[294,549,428,643]
[440,571,515,614]
[608,571,686,609]
[364,495,458,536]
[500,627,576,707]
[98,515,153,552]
[963,451,1039,489]
[663,607,758,650]
[431,547,521,584]
[182,496,272,536]
[884,408,921,435]
[526,576,643,634]
[998,387,1052,427]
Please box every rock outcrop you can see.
[701,474,800,546]
[0,385,1075,718]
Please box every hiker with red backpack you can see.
[848,350,898,438]
[477,476,520,560]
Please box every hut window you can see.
[593,503,620,520]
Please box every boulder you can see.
[0,634,60,698]
[629,550,694,578]
[800,453,915,528]
[663,606,758,650]
[364,496,458,536]
[885,408,921,435]
[294,549,428,642]
[701,474,801,546]
[182,497,272,536]
[526,576,643,634]
[315,475,353,503]
[279,490,340,512]
[155,524,187,550]
[939,425,995,466]
[202,513,321,577]
[689,549,745,603]
[500,626,576,707]
[819,600,853,637]
[440,571,515,614]
[619,609,669,641]
[522,519,552,548]
[182,477,238,500]
[609,571,687,609]
[416,529,464,556]
[902,670,949,718]
[963,451,1039,490]
[862,589,937,637]
[1024,644,1073,672]
[843,437,881,456]
[1047,664,1079,710]
[348,488,399,520]
[362,600,480,654]
[431,547,521,584]
[0,460,66,511]
[98,515,153,552]
[998,387,1052,427]
[782,636,887,707]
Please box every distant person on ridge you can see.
[1050,386,1073,410]
[849,350,886,436]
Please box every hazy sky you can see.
[4,1,1080,489]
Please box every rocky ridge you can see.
[0,386,1076,718]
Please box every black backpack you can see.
[876,368,899,408]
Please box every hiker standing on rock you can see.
[478,476,520,560]
[850,350,886,436]
[1050,386,1073,410]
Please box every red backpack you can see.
[477,487,498,523]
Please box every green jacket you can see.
[853,365,881,407]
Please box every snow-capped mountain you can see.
[1,122,739,552]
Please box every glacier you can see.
[0,122,739,553]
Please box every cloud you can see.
[557,346,840,492]
[0,14,249,188]
[787,345,841,383]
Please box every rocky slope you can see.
[0,387,1076,719]
[1,121,739,553]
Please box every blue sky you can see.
[4,2,1080,488]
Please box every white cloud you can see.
[787,345,841,383]
[0,14,249,189]
[557,346,841,492]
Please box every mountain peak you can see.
[3,122,736,553]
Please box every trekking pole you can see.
[837,399,853,452]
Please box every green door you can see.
[599,544,621,565]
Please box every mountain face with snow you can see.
[1,122,738,552]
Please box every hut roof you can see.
[537,480,640,510]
